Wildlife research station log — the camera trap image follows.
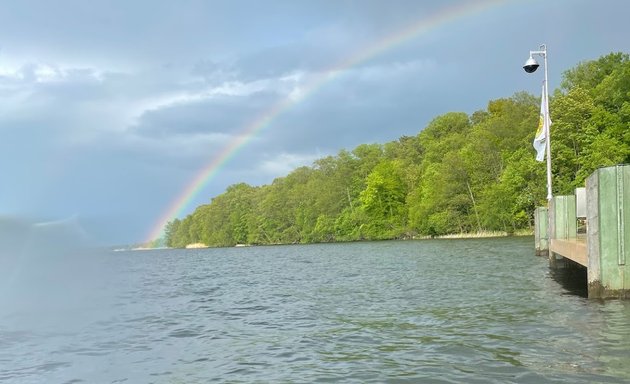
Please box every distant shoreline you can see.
[417,229,532,240]
[128,230,533,251]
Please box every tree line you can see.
[164,52,630,248]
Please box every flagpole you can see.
[542,45,552,201]
[524,44,552,201]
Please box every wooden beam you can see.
[550,238,587,267]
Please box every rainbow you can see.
[146,0,506,242]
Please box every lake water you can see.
[1,237,630,383]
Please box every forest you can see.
[164,52,630,248]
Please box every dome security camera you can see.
[523,56,540,73]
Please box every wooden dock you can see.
[535,164,629,299]
[550,238,587,267]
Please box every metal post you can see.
[542,45,552,201]
[526,44,553,201]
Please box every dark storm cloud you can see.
[132,90,282,138]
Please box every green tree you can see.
[359,160,407,238]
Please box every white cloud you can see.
[130,79,266,118]
[0,64,22,79]
[258,152,324,176]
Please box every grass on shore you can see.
[416,229,533,240]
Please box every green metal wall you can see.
[551,195,576,240]
[587,164,630,298]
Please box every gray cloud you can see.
[2,0,630,244]
[132,91,282,138]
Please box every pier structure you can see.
[535,164,630,299]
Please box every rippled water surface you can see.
[2,237,630,383]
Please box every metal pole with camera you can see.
[524,44,552,201]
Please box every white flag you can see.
[533,84,550,162]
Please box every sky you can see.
[1,0,630,245]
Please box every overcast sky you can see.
[2,0,629,245]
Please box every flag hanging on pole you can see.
[533,83,550,162]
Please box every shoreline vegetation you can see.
[133,230,533,251]
[158,53,630,250]
[419,229,532,240]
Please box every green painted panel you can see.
[552,195,576,240]
[621,166,630,290]
[620,166,630,267]
[535,207,548,252]
[597,165,630,291]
